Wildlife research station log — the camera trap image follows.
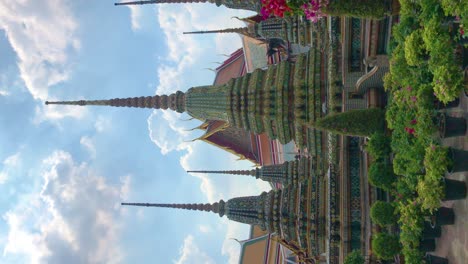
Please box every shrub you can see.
[416,178,444,213]
[372,233,401,260]
[315,109,385,137]
[397,201,425,264]
[370,201,397,226]
[404,30,427,66]
[432,64,464,103]
[402,247,424,264]
[417,145,449,212]
[395,178,417,200]
[441,0,468,28]
[366,133,391,160]
[344,250,365,264]
[424,145,450,179]
[397,201,424,249]
[323,0,389,19]
[368,162,396,190]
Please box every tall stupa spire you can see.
[183,27,252,36]
[115,0,210,6]
[45,91,186,113]
[122,178,325,259]
[187,169,256,176]
[114,0,261,12]
[187,157,313,185]
[122,201,226,217]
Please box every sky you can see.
[0,1,272,263]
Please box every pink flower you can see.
[406,86,412,91]
[410,119,417,125]
[405,127,416,135]
[410,96,417,102]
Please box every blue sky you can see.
[0,1,271,263]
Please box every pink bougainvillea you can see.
[260,0,327,22]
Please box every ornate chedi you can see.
[122,174,325,262]
[188,156,315,186]
[114,0,261,12]
[46,44,324,151]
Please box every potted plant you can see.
[443,178,467,201]
[431,207,455,226]
[372,232,401,260]
[370,201,397,226]
[422,222,441,239]
[426,254,449,264]
[438,113,467,138]
[419,238,436,252]
[435,97,460,109]
[448,147,468,172]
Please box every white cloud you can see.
[0,152,21,184]
[94,115,111,133]
[0,0,81,119]
[0,90,9,96]
[173,235,216,264]
[127,5,143,31]
[198,225,212,234]
[33,103,88,124]
[2,150,129,264]
[80,136,96,158]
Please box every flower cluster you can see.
[301,1,325,22]
[405,119,418,135]
[261,0,292,19]
[260,0,326,22]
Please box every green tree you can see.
[368,162,396,191]
[315,109,385,137]
[366,133,391,160]
[372,233,401,260]
[370,201,397,226]
[344,250,365,264]
[323,0,390,18]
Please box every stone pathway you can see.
[432,91,468,264]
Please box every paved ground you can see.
[432,91,468,264]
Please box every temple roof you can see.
[213,48,246,85]
[196,120,258,164]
